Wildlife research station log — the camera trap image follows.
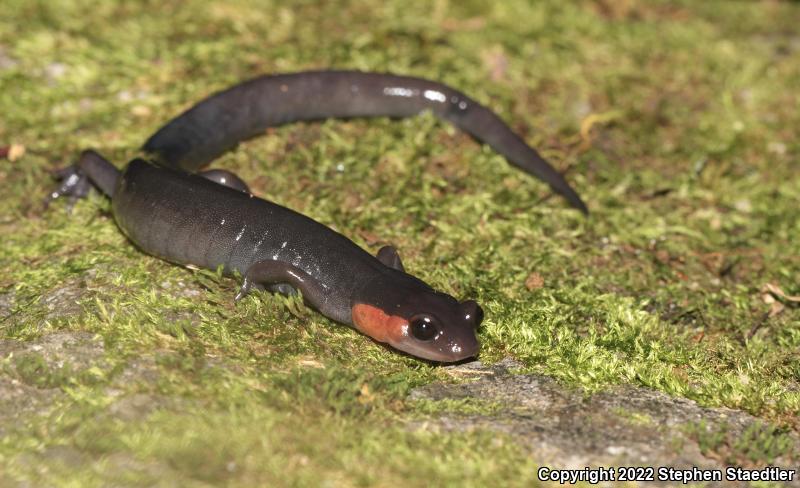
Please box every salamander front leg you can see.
[234,276,266,301]
[376,245,405,272]
[234,260,329,311]
[47,150,120,208]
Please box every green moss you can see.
[1,0,799,484]
[610,407,654,426]
[3,352,108,389]
[11,353,75,388]
[685,421,796,466]
[410,398,504,416]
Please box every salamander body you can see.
[50,71,586,362]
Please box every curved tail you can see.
[143,71,587,213]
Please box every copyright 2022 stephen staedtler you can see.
[537,465,797,484]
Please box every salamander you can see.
[49,70,587,362]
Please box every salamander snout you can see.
[406,309,480,362]
[351,295,483,363]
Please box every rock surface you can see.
[0,332,164,433]
[410,358,800,487]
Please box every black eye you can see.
[410,315,438,341]
[461,300,484,328]
[472,304,484,326]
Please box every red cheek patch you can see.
[351,303,408,344]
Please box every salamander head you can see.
[351,291,482,363]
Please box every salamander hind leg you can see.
[376,245,405,271]
[199,169,251,193]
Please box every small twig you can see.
[446,367,494,376]
[746,311,771,341]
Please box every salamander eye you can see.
[472,304,484,326]
[410,315,438,341]
[461,300,484,328]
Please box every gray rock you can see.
[0,291,15,320]
[410,358,799,487]
[0,332,166,434]
[0,332,105,436]
[41,281,89,320]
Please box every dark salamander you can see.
[50,71,586,362]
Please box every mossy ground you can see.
[1,0,798,485]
